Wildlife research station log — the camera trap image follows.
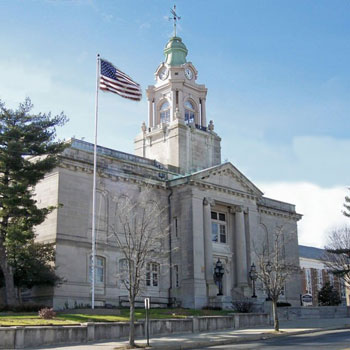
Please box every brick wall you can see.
[301,267,345,306]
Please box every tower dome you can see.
[164,36,188,66]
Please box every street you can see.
[198,329,350,350]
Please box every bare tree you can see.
[254,226,300,331]
[109,187,169,347]
[323,226,350,285]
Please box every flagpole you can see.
[92,53,100,310]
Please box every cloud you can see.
[0,57,147,151]
[258,182,349,248]
[222,130,350,187]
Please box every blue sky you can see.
[1,0,349,246]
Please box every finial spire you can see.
[170,5,181,37]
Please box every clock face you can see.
[159,67,168,80]
[185,68,193,80]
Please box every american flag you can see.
[99,59,142,101]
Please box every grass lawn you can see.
[0,308,233,326]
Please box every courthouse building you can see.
[33,34,302,309]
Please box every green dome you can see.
[164,36,188,66]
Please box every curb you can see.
[131,324,350,350]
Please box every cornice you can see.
[169,178,258,201]
[257,205,302,221]
[58,156,167,189]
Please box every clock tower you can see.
[134,35,221,174]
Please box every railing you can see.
[70,138,164,169]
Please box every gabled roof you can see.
[170,162,264,197]
[299,245,325,260]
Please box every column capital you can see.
[203,197,215,207]
[229,205,243,213]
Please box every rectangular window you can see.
[211,211,227,244]
[317,270,323,290]
[329,273,334,286]
[340,279,346,298]
[211,222,218,242]
[305,268,312,294]
[220,224,226,243]
[96,258,104,283]
[146,263,159,287]
[89,256,105,284]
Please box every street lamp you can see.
[214,259,225,296]
[249,263,258,298]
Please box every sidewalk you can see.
[31,318,350,350]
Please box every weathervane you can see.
[169,5,181,37]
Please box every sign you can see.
[144,298,150,346]
[301,293,313,306]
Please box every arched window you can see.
[159,101,170,124]
[89,256,105,284]
[184,100,195,124]
[90,190,108,232]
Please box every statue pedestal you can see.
[208,295,232,310]
[207,282,218,298]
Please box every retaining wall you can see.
[277,306,350,320]
[0,313,269,349]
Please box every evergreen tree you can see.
[318,282,341,306]
[0,99,67,305]
[343,189,350,217]
[0,241,61,299]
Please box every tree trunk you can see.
[129,298,135,347]
[0,242,17,306]
[272,299,279,331]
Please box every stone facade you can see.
[29,34,302,310]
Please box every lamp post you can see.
[249,263,258,298]
[214,259,225,296]
[265,261,272,301]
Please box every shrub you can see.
[232,299,254,313]
[202,305,222,311]
[38,307,56,319]
[277,302,291,307]
[318,282,341,306]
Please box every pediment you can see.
[190,163,263,197]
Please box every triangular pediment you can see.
[189,162,263,197]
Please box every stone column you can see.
[170,90,176,122]
[178,90,184,121]
[148,99,154,128]
[201,98,207,127]
[235,206,248,287]
[203,197,217,297]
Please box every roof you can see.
[185,162,264,196]
[299,245,325,260]
[164,36,188,66]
